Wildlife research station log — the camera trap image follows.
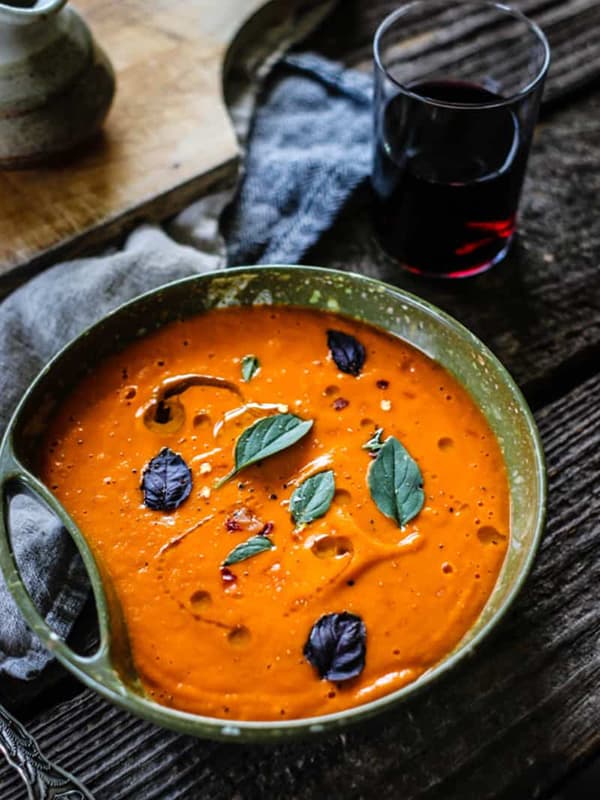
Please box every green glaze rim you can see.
[0,265,546,742]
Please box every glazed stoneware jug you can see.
[0,0,115,168]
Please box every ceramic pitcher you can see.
[0,0,115,168]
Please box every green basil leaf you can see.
[367,436,424,528]
[241,354,260,382]
[362,427,385,455]
[223,535,274,566]
[216,413,313,486]
[290,470,335,526]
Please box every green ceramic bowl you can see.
[0,266,546,742]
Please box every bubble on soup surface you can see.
[189,590,212,610]
[227,625,251,647]
[311,535,354,559]
[477,525,506,545]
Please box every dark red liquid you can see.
[372,81,527,277]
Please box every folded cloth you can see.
[0,54,373,691]
[224,53,372,265]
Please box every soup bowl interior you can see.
[0,266,545,741]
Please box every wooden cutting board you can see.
[0,0,320,286]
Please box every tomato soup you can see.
[39,306,509,720]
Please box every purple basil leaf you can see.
[303,612,366,681]
[326,329,366,376]
[141,447,192,511]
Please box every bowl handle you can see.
[0,448,133,691]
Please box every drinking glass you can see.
[372,1,550,278]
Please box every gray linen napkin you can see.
[0,54,373,690]
[224,54,371,265]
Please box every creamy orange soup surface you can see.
[40,306,509,721]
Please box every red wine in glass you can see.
[372,80,528,277]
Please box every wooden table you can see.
[1,1,600,798]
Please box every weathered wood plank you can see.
[1,369,598,799]
[308,0,600,104]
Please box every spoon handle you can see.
[0,703,95,800]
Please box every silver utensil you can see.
[0,703,94,799]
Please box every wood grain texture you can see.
[0,0,314,281]
[309,0,600,104]
[1,370,599,800]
